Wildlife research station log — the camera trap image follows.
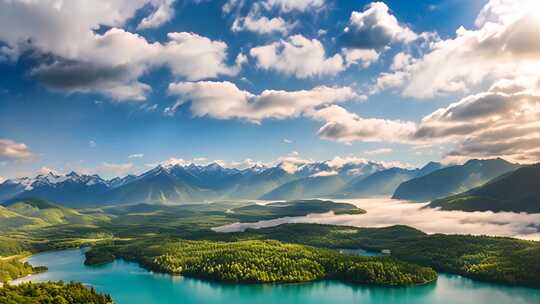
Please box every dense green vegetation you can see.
[213,224,540,288]
[429,164,540,213]
[393,158,519,202]
[0,282,112,303]
[389,235,540,288]
[1,199,539,289]
[85,239,437,286]
[0,257,47,283]
[0,198,111,232]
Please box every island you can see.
[85,239,437,286]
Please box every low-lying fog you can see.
[213,198,540,241]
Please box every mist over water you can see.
[213,198,540,241]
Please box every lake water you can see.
[13,248,540,304]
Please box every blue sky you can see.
[1,0,538,179]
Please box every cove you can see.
[14,248,540,304]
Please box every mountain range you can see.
[392,158,520,202]
[0,160,394,207]
[0,158,531,210]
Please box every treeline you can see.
[85,239,437,286]
[390,234,540,288]
[212,224,540,288]
[0,258,47,283]
[0,282,112,304]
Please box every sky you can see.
[0,0,539,179]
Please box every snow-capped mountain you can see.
[0,159,429,206]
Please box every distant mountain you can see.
[260,175,348,200]
[13,172,111,208]
[334,162,443,198]
[428,164,540,213]
[0,158,491,206]
[104,165,221,204]
[259,161,385,200]
[392,158,520,202]
[0,177,33,201]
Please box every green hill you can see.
[0,198,110,231]
[429,164,540,213]
[392,158,519,202]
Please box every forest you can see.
[85,239,437,286]
[0,282,112,304]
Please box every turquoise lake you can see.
[15,248,540,304]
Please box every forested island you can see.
[0,282,112,304]
[85,239,437,286]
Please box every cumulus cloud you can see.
[415,77,540,163]
[341,2,417,50]
[309,105,418,144]
[0,1,242,101]
[342,48,380,68]
[0,139,33,159]
[262,0,325,13]
[232,14,296,35]
[317,75,540,163]
[137,0,176,30]
[376,0,540,98]
[250,35,346,78]
[167,80,359,122]
[213,198,540,241]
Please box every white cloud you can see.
[213,198,540,241]
[376,0,540,98]
[309,105,418,144]
[262,0,325,13]
[250,35,346,78]
[160,32,245,80]
[0,1,242,101]
[283,138,293,144]
[364,148,393,155]
[0,176,4,184]
[128,154,145,159]
[88,140,97,148]
[232,14,295,35]
[316,76,540,163]
[137,0,176,30]
[342,48,380,68]
[342,2,417,50]
[416,77,540,163]
[167,81,359,122]
[0,139,33,159]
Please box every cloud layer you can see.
[214,198,540,241]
